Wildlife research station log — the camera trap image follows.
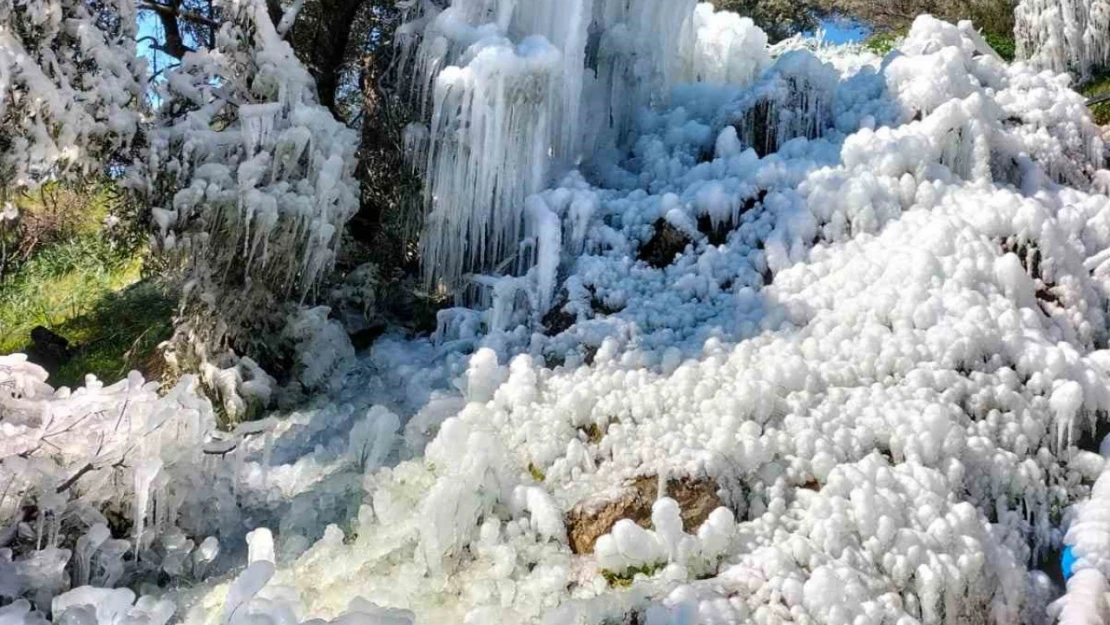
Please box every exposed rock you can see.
[542,299,576,336]
[638,219,692,269]
[667,476,724,531]
[566,475,722,554]
[695,189,766,245]
[566,479,654,555]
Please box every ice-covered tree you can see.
[0,0,147,191]
[1015,0,1110,79]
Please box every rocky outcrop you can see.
[566,475,722,554]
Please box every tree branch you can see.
[139,1,221,30]
[138,0,219,59]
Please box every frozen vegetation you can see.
[1015,0,1109,80]
[3,0,1110,624]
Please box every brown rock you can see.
[542,304,576,336]
[639,219,693,269]
[667,476,724,532]
[565,475,722,554]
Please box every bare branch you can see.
[138,1,220,30]
[55,463,95,494]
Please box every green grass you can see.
[0,225,175,389]
[1083,74,1110,126]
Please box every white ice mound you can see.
[163,10,1110,625]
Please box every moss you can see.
[528,463,547,483]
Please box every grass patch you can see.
[52,280,176,388]
[1083,74,1110,126]
[0,228,174,389]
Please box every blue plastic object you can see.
[1063,545,1078,580]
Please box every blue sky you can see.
[810,18,871,44]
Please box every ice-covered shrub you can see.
[0,354,219,609]
[145,0,359,357]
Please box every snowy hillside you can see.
[4,1,1110,625]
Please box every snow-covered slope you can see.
[4,3,1110,625]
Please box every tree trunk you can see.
[307,0,365,112]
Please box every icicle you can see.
[73,523,109,587]
[1052,381,1084,451]
[407,0,769,291]
[240,103,281,157]
[1015,0,1110,80]
[193,536,220,579]
[245,527,275,564]
[479,275,527,333]
[419,34,561,290]
[525,195,561,318]
[132,459,164,556]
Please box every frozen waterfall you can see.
[401,0,769,291]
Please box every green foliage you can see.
[709,0,821,43]
[864,30,905,56]
[982,32,1016,62]
[1083,74,1110,126]
[0,183,120,279]
[528,463,547,483]
[828,0,1016,42]
[52,281,175,389]
[0,238,136,348]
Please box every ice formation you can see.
[402,0,770,289]
[0,0,145,187]
[165,11,1110,625]
[0,355,215,608]
[146,0,359,344]
[5,3,1110,625]
[1015,0,1110,80]
[1054,453,1110,625]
